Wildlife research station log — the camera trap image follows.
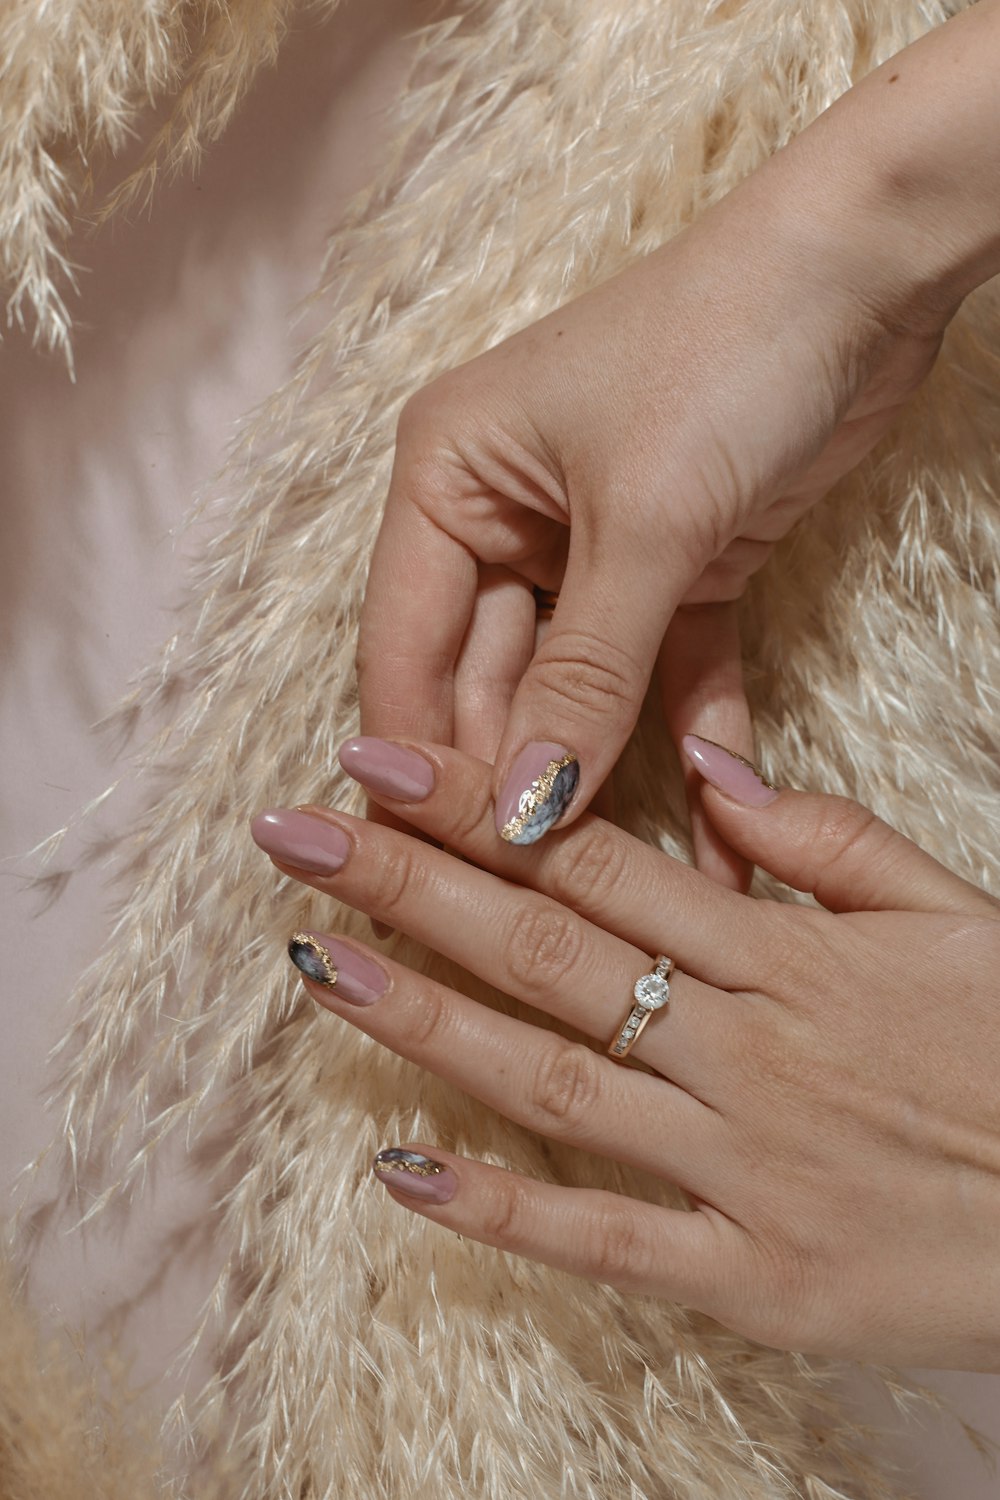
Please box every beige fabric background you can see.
[0,2,996,1490]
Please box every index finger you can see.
[358,473,478,746]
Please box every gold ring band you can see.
[608,955,674,1060]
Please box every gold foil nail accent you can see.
[694,737,778,790]
[500,752,579,843]
[288,932,338,987]
[374,1151,445,1177]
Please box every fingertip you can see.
[682,734,779,809]
[494,742,580,844]
[372,1147,459,1205]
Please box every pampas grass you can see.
[0,0,334,367]
[0,1248,183,1500]
[7,0,1000,1495]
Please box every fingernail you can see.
[372,1148,457,1203]
[251,809,350,875]
[495,742,579,844]
[338,737,435,802]
[288,930,387,1005]
[682,735,779,807]
[371,919,395,942]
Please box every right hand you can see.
[357,21,984,882]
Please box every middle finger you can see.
[338,739,765,990]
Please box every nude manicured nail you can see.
[372,1148,457,1203]
[251,808,350,874]
[495,742,579,844]
[287,930,387,1005]
[338,737,435,801]
[682,735,778,807]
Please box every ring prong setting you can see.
[633,972,669,1010]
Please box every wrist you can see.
[768,0,1000,334]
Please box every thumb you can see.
[682,734,992,915]
[492,535,680,845]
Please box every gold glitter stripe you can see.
[694,737,778,790]
[289,932,338,986]
[375,1157,444,1178]
[501,752,577,842]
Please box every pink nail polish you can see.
[372,1149,457,1203]
[338,737,435,802]
[251,809,351,874]
[287,930,387,1005]
[681,735,778,807]
[495,742,579,844]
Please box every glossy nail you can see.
[682,735,778,807]
[495,742,579,844]
[287,930,387,1005]
[372,1149,457,1203]
[251,808,351,875]
[339,737,435,802]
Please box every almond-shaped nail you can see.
[682,735,778,807]
[339,737,435,802]
[288,930,387,1005]
[372,1149,457,1203]
[251,808,351,874]
[495,742,579,844]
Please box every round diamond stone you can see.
[633,973,669,1010]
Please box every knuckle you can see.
[407,980,451,1051]
[531,630,639,719]
[743,1232,834,1352]
[529,1040,600,1133]
[505,902,584,999]
[811,800,882,883]
[393,383,463,497]
[588,1212,651,1287]
[395,383,441,445]
[562,821,630,910]
[369,839,422,921]
[480,1174,530,1251]
[439,776,495,850]
[752,908,832,998]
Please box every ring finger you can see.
[286,927,730,1194]
[252,804,747,1104]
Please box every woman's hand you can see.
[251,737,1000,1370]
[357,0,1000,884]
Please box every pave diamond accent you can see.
[634,973,669,1010]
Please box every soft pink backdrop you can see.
[1,2,996,1489]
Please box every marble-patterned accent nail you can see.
[681,734,779,807]
[251,808,351,875]
[495,742,579,844]
[339,737,435,802]
[288,930,387,1005]
[372,1148,457,1203]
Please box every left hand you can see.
[251,736,1000,1369]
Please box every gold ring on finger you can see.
[608,954,674,1060]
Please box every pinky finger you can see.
[372,1144,733,1306]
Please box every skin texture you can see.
[357,0,1000,888]
[252,739,1000,1371]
